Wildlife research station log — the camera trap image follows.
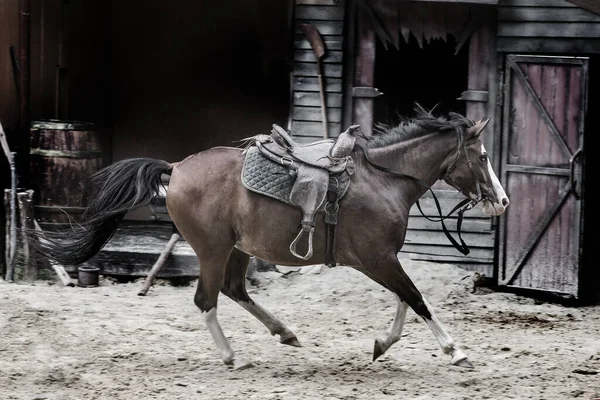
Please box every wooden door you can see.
[498,55,587,299]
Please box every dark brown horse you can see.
[39,109,509,370]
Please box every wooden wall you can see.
[290,0,345,141]
[498,0,600,53]
[0,0,20,175]
[110,0,292,162]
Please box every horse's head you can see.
[443,118,509,216]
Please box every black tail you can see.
[37,158,172,265]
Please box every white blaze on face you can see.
[480,144,509,216]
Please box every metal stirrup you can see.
[289,226,314,260]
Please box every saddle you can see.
[252,124,360,263]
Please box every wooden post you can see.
[16,189,37,280]
[32,220,75,286]
[138,232,181,296]
[3,188,44,282]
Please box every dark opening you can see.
[373,33,469,125]
[581,54,599,304]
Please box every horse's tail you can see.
[38,158,173,265]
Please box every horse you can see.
[37,108,509,370]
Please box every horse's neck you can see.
[365,132,455,201]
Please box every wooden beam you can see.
[138,232,182,296]
[566,0,600,15]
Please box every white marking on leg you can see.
[204,307,235,364]
[421,297,470,366]
[238,301,298,344]
[377,295,409,352]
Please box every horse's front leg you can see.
[373,294,409,361]
[361,256,472,368]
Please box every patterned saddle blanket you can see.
[241,146,350,211]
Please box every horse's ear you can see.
[467,118,490,138]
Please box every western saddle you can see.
[253,124,360,265]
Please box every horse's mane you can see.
[366,105,475,149]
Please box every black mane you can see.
[366,106,475,149]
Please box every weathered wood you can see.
[290,121,341,137]
[407,216,491,232]
[498,55,586,298]
[404,229,494,248]
[33,219,75,286]
[458,90,489,102]
[295,37,343,50]
[4,190,13,281]
[292,106,342,123]
[294,91,343,107]
[294,49,343,63]
[73,222,198,278]
[353,12,376,135]
[498,22,600,38]
[567,0,600,15]
[500,0,575,6]
[408,197,490,218]
[497,37,600,53]
[293,62,343,78]
[295,21,343,36]
[399,244,492,260]
[295,5,345,20]
[138,232,182,296]
[499,6,600,22]
[30,121,103,225]
[16,191,36,280]
[296,0,340,5]
[404,254,494,277]
[293,76,343,92]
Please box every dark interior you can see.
[373,33,469,125]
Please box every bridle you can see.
[443,129,489,207]
[356,127,489,256]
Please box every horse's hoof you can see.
[452,357,474,369]
[280,336,302,347]
[232,358,254,370]
[373,338,386,361]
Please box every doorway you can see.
[373,33,469,125]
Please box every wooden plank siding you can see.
[290,1,346,141]
[498,0,600,53]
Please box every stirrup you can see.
[289,226,314,260]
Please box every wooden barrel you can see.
[29,120,103,227]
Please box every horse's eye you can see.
[479,154,488,163]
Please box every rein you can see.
[356,138,479,256]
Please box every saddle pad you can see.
[241,146,350,208]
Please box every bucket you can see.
[77,265,100,287]
[29,120,103,228]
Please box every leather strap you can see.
[356,142,474,256]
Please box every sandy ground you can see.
[1,260,599,400]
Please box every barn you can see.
[0,0,292,280]
[0,0,597,303]
[289,0,598,303]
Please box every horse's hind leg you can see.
[362,256,472,368]
[190,242,253,370]
[221,248,301,347]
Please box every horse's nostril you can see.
[502,197,510,207]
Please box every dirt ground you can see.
[1,260,599,400]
